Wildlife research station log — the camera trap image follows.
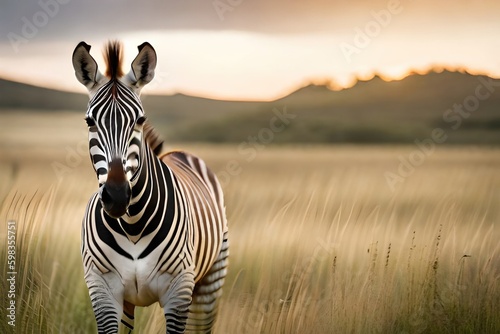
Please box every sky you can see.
[0,0,499,100]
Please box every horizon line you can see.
[1,66,498,103]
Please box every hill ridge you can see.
[1,71,499,144]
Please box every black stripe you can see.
[96,167,107,176]
[95,201,133,260]
[138,157,175,259]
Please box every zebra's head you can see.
[72,41,157,218]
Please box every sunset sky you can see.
[1,0,499,100]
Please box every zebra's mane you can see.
[143,121,164,156]
[104,40,124,80]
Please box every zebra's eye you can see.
[136,116,146,126]
[85,117,96,127]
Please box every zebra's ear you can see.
[72,41,103,90]
[127,42,157,91]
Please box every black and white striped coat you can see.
[73,41,228,334]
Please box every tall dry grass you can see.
[0,144,499,333]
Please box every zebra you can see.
[72,41,229,333]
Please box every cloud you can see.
[2,0,500,44]
[0,0,412,44]
[1,0,500,100]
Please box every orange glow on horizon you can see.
[2,65,500,102]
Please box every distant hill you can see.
[0,78,88,111]
[0,77,264,128]
[164,71,500,144]
[1,70,499,144]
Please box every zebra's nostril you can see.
[100,185,112,204]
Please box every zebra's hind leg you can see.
[119,301,135,333]
[186,234,229,333]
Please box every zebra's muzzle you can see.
[100,182,131,218]
[100,158,132,218]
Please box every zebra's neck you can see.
[117,142,173,243]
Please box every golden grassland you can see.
[0,116,499,333]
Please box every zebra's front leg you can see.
[159,271,195,334]
[86,270,124,334]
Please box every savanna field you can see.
[0,112,499,333]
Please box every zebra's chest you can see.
[111,237,189,306]
[117,257,160,306]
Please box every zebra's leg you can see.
[86,270,124,334]
[186,233,229,333]
[119,301,135,333]
[159,271,196,334]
